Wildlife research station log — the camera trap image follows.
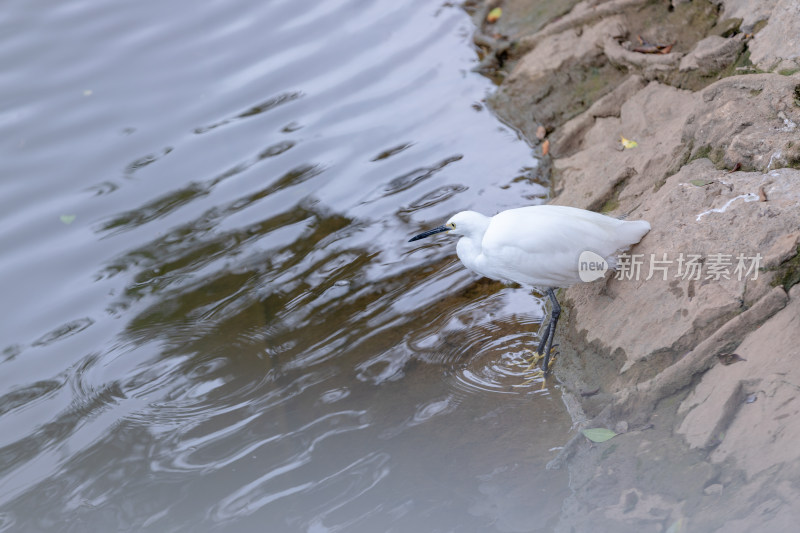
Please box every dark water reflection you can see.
[0,0,571,530]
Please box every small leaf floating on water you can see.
[717,352,746,365]
[60,214,76,225]
[486,7,502,23]
[541,139,550,156]
[620,135,638,149]
[689,179,714,187]
[581,428,617,443]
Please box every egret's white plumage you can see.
[447,206,650,288]
[409,205,650,375]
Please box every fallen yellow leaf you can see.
[620,135,638,149]
[487,7,502,23]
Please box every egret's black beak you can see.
[409,225,450,242]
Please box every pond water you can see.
[0,0,572,531]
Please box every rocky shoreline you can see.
[468,1,800,531]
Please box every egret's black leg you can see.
[541,288,561,375]
[535,289,558,355]
[536,319,552,356]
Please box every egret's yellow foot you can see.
[522,349,544,372]
[520,346,558,385]
[545,351,557,371]
[521,371,544,385]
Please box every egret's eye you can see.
[448,222,456,229]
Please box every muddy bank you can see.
[470,0,800,531]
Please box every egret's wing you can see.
[477,206,649,287]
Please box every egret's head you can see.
[445,211,486,237]
[408,211,487,242]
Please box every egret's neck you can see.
[459,212,490,242]
[454,217,489,271]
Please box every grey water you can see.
[0,0,572,531]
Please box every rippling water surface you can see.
[0,0,572,531]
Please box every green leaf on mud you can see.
[581,428,617,443]
[689,179,713,187]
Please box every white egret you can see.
[409,205,650,374]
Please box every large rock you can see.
[679,34,745,74]
[683,74,800,171]
[561,160,800,388]
[746,0,800,71]
[719,0,778,32]
[489,15,630,140]
[549,73,800,392]
[549,75,647,158]
[551,80,697,210]
[488,0,728,140]
[678,284,800,476]
[552,73,800,213]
